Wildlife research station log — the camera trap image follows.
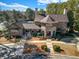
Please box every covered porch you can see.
[41,26,56,38]
[35,15,58,38]
[22,23,44,39]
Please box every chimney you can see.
[63,8,67,15]
[35,8,38,15]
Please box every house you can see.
[34,8,69,38]
[9,23,23,38]
[0,9,69,38]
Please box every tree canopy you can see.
[46,0,79,32]
[25,8,35,21]
[67,10,74,32]
[38,9,46,15]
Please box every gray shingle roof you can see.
[35,14,68,23]
[34,15,45,22]
[50,14,69,22]
[10,23,23,29]
[40,15,58,23]
[23,23,40,30]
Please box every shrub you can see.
[32,33,37,37]
[41,45,48,52]
[53,45,61,53]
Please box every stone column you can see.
[41,26,47,38]
[51,31,53,38]
[44,29,47,38]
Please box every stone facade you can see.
[57,22,68,33]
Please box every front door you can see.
[53,31,56,37]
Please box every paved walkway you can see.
[46,39,54,54]
[26,40,75,45]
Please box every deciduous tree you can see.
[25,8,35,21]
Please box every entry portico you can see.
[36,15,57,38]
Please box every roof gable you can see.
[40,15,56,23]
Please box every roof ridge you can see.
[49,15,55,21]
